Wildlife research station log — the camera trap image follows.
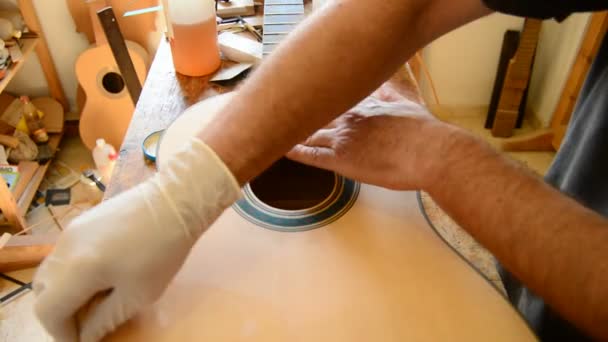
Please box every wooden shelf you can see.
[0,1,68,232]
[0,37,40,94]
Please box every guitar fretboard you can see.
[263,0,306,56]
[510,19,542,80]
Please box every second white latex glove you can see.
[33,138,241,342]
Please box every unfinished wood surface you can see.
[500,128,554,152]
[491,19,542,138]
[18,0,69,110]
[550,11,608,149]
[0,170,25,233]
[0,233,57,272]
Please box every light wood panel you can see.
[550,11,608,149]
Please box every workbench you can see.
[105,38,227,198]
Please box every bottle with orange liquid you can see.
[166,0,221,76]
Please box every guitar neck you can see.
[491,18,542,137]
[262,0,306,56]
[509,19,542,82]
[87,0,110,45]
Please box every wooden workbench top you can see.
[105,38,231,198]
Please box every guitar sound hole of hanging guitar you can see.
[102,72,125,94]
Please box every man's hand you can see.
[287,91,458,190]
[33,139,240,342]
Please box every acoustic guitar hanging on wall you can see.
[75,0,149,150]
[488,19,542,138]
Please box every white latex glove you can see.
[33,138,241,342]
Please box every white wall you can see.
[3,0,89,116]
[422,12,590,128]
[2,1,162,120]
[527,13,590,127]
[422,13,524,107]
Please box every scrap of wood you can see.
[0,170,25,233]
[0,233,58,272]
[218,32,262,64]
[500,128,554,152]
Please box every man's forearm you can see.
[426,129,608,339]
[198,0,490,184]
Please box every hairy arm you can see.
[198,0,491,184]
[429,132,608,340]
[287,92,608,339]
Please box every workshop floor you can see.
[25,136,102,236]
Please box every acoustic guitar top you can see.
[100,93,536,341]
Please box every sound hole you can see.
[250,158,336,210]
[102,72,125,94]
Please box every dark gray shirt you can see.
[482,0,608,340]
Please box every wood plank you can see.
[0,171,25,233]
[19,0,69,110]
[500,129,554,152]
[0,233,58,272]
[550,11,608,149]
[0,38,39,95]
